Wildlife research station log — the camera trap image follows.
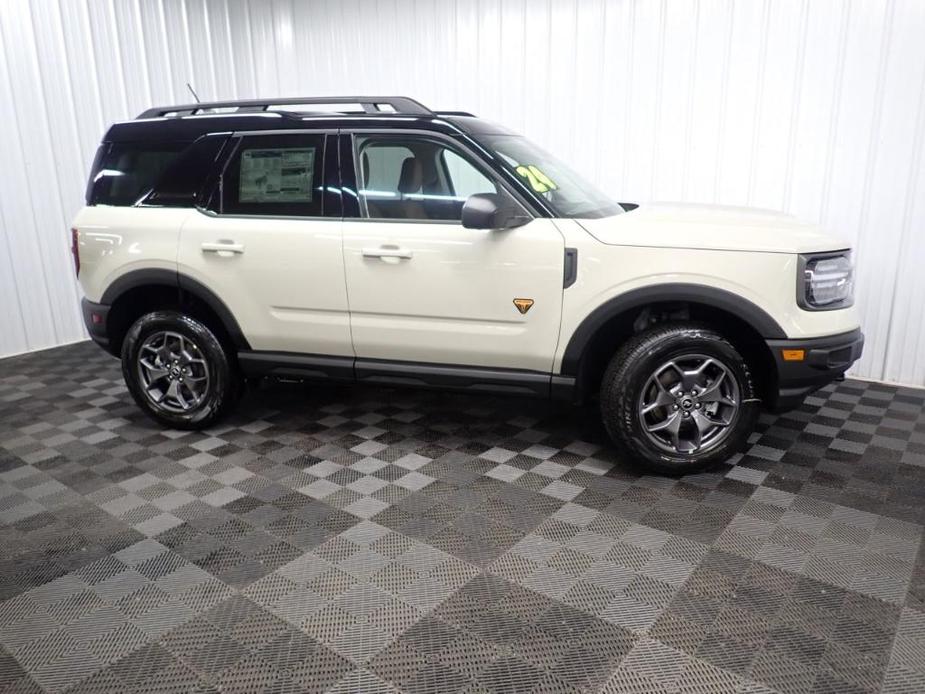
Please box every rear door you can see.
[179,131,351,356]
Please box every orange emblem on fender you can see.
[513,298,534,315]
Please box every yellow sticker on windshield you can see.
[516,165,558,193]
[528,165,557,190]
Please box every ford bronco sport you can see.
[72,96,863,473]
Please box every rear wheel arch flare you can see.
[101,269,250,354]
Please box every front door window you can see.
[356,136,498,221]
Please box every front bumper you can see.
[765,328,864,412]
[81,298,113,354]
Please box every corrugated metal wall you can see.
[1,0,924,385]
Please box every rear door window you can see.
[220,134,325,216]
[88,142,187,206]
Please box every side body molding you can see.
[99,268,251,350]
[560,283,787,376]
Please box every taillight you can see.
[71,227,80,277]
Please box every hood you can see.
[579,202,848,254]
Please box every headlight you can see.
[798,251,854,310]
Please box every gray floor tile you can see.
[0,343,923,692]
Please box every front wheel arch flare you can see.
[561,284,787,376]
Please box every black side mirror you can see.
[461,193,531,230]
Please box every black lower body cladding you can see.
[765,328,864,411]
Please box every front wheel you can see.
[121,311,240,430]
[600,324,760,474]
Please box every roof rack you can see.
[137,96,434,119]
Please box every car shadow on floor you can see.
[236,378,613,453]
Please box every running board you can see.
[237,351,575,400]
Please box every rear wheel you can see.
[122,311,240,430]
[600,324,759,474]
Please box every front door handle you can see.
[362,246,413,260]
[202,241,245,256]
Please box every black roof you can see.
[105,96,514,143]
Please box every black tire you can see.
[600,323,760,474]
[121,311,240,430]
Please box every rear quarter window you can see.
[145,134,230,208]
[87,141,188,206]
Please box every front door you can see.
[179,132,352,357]
[341,132,565,373]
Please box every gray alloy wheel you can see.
[122,311,240,430]
[136,330,211,414]
[599,323,760,474]
[637,354,740,455]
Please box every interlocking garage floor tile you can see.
[1,342,924,693]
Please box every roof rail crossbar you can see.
[137,96,434,119]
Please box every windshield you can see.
[475,134,625,219]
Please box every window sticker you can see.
[239,148,315,203]
[515,164,558,193]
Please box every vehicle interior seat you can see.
[397,156,429,219]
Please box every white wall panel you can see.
[1,0,924,386]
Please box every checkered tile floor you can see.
[1,341,923,693]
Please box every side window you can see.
[145,134,230,208]
[363,144,413,196]
[356,136,499,221]
[442,150,496,199]
[88,141,187,206]
[221,134,324,216]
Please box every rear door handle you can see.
[362,246,413,260]
[201,241,245,255]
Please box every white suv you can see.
[72,96,863,473]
